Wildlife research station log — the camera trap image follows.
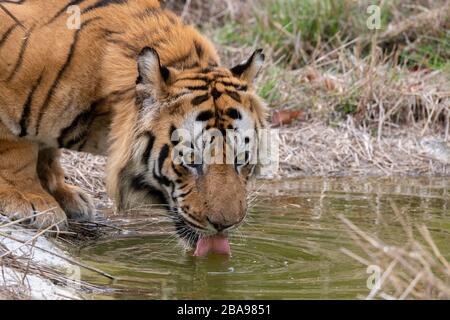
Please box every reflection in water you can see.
[78,177,450,299]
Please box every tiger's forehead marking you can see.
[161,67,257,137]
[173,68,248,97]
[178,104,255,140]
[176,73,247,111]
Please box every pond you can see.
[76,177,450,299]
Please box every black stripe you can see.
[191,93,210,106]
[0,2,26,29]
[46,0,86,25]
[131,173,151,190]
[36,17,100,135]
[57,99,101,148]
[175,76,209,83]
[0,23,18,50]
[211,88,222,100]
[58,115,89,148]
[226,107,242,120]
[152,144,171,187]
[158,144,170,175]
[19,72,44,137]
[130,173,167,204]
[153,167,171,187]
[186,85,209,91]
[225,90,242,103]
[177,188,192,198]
[171,163,183,177]
[0,1,26,4]
[187,213,204,225]
[62,130,87,149]
[102,29,123,37]
[169,124,178,145]
[82,0,128,14]
[142,131,155,166]
[217,80,248,91]
[196,110,214,122]
[160,65,170,82]
[194,40,203,59]
[6,27,32,82]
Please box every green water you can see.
[77,177,450,299]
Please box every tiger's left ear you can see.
[136,47,172,99]
[230,49,265,83]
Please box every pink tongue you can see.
[194,235,231,257]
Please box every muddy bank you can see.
[0,215,87,299]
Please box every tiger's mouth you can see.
[170,209,232,256]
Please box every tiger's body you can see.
[0,0,267,251]
[1,0,219,152]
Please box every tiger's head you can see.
[108,47,268,255]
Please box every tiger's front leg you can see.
[0,139,68,230]
[37,148,95,222]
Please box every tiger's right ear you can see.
[136,47,172,99]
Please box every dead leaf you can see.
[271,110,305,127]
[304,68,320,82]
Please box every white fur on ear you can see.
[231,49,265,83]
[136,47,171,98]
[137,47,160,84]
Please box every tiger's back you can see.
[1,0,125,148]
[1,0,216,148]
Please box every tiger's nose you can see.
[207,217,234,232]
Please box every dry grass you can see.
[279,49,450,126]
[164,0,450,129]
[0,215,111,299]
[278,120,450,178]
[340,201,450,300]
[60,152,112,210]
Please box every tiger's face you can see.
[119,48,267,255]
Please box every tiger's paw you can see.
[53,185,95,222]
[0,189,68,231]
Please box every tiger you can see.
[0,0,267,255]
